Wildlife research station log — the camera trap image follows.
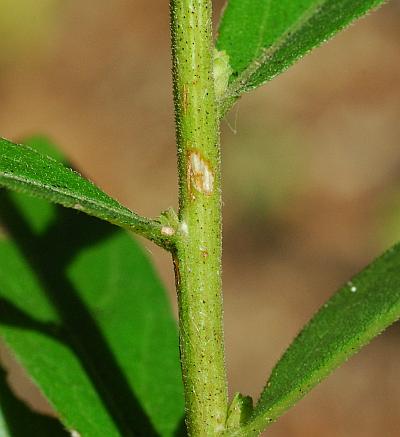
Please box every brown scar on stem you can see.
[172,253,181,290]
[200,247,209,258]
[187,150,214,197]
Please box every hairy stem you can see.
[170,0,228,435]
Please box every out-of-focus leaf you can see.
[0,365,68,437]
[0,138,184,436]
[216,0,385,112]
[226,244,400,436]
[0,137,169,248]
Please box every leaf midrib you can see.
[0,171,142,225]
[253,0,273,61]
[224,0,325,99]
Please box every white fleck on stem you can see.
[188,151,214,195]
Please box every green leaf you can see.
[216,0,386,110]
[0,139,184,436]
[0,364,68,437]
[226,393,253,430]
[0,200,184,437]
[227,244,400,436]
[0,137,170,248]
[2,137,65,235]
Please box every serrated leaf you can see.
[0,139,184,436]
[0,364,68,437]
[0,137,169,248]
[216,0,386,111]
[227,244,400,436]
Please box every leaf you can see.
[216,0,386,111]
[226,393,253,430]
[0,137,170,248]
[227,244,400,436]
[0,200,184,437]
[3,137,63,235]
[0,364,68,437]
[0,139,184,436]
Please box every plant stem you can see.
[170,0,228,435]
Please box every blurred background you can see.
[1,0,400,435]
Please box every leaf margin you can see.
[224,242,400,436]
[216,0,387,116]
[0,137,175,249]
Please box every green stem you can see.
[170,0,228,435]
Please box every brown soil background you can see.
[1,1,400,435]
